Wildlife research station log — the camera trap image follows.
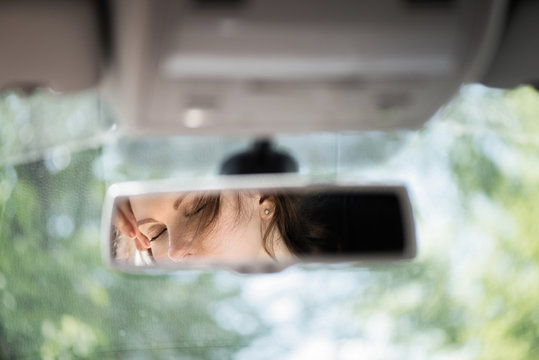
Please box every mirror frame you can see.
[101,175,417,273]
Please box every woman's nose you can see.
[168,247,184,262]
[168,233,188,262]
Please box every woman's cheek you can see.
[150,237,170,260]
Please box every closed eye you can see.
[185,204,207,217]
[150,228,167,242]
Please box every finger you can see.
[117,200,138,227]
[134,235,148,252]
[136,231,151,249]
[115,199,151,252]
[114,210,136,239]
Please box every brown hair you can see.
[262,192,325,256]
[183,191,324,257]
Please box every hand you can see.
[113,199,151,252]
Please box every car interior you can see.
[1,0,538,358]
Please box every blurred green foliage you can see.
[346,86,539,359]
[0,85,539,359]
[0,93,262,359]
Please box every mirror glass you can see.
[103,179,416,272]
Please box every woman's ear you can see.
[259,195,276,220]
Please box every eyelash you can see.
[150,228,167,242]
[147,201,206,242]
[185,204,206,217]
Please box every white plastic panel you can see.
[104,0,507,135]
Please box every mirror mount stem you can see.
[219,139,298,175]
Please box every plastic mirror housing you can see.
[101,175,417,274]
[101,0,509,136]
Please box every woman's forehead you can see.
[130,193,184,215]
[128,190,255,218]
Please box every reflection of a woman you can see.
[114,191,323,264]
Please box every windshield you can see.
[1,85,538,359]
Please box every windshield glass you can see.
[1,85,538,358]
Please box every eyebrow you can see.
[137,218,159,226]
[173,196,183,210]
[136,196,183,226]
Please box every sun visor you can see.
[0,0,102,93]
[102,0,508,135]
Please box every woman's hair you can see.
[263,192,325,256]
[188,191,325,257]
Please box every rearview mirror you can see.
[102,176,416,273]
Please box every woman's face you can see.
[130,191,274,264]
